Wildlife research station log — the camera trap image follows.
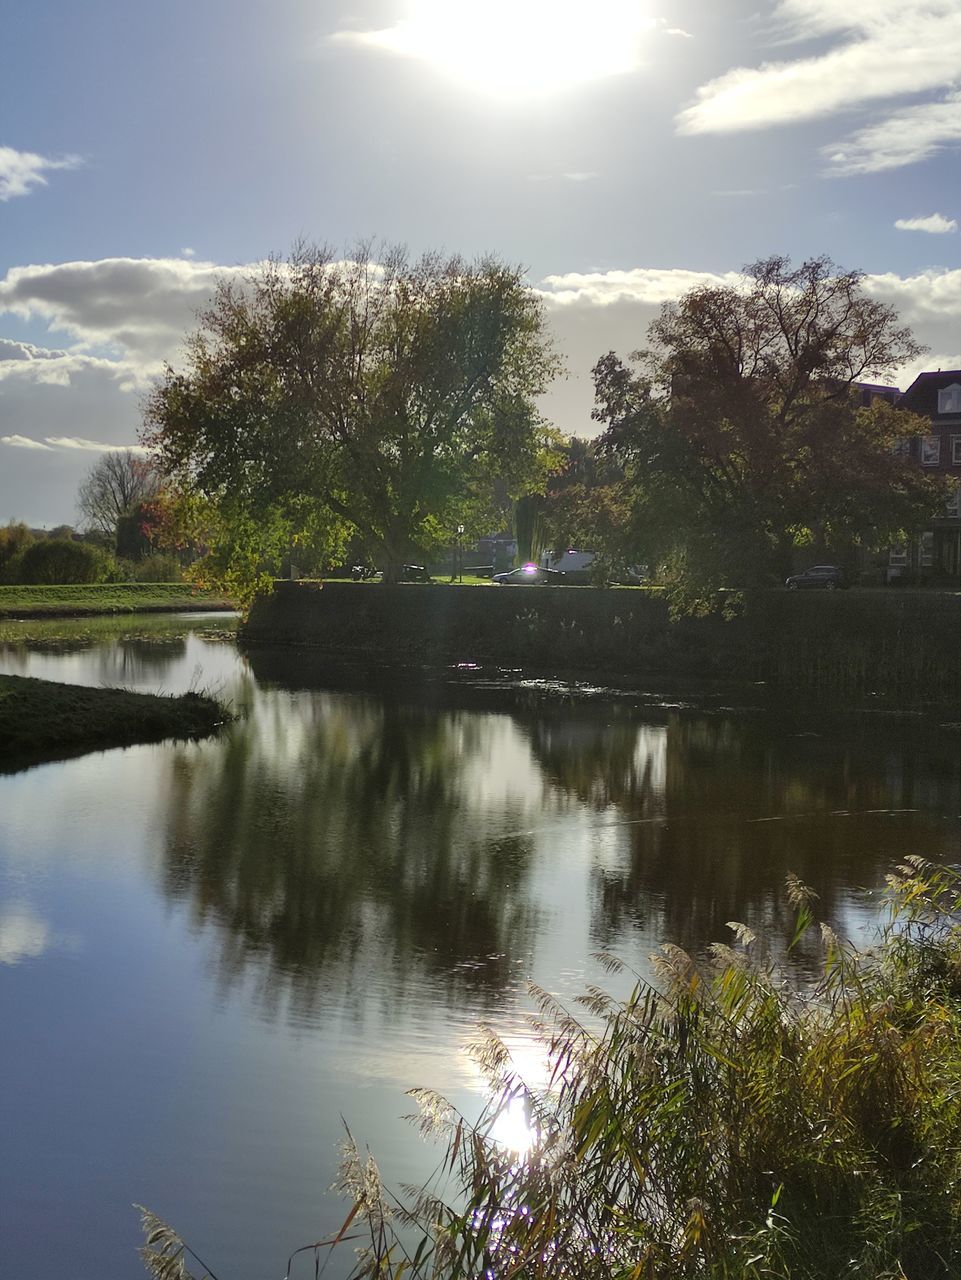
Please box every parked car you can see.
[785,565,849,590]
[492,563,566,585]
[401,563,430,582]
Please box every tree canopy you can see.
[589,255,946,598]
[77,450,161,541]
[144,244,562,587]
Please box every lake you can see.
[1,614,958,1279]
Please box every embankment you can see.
[0,674,229,767]
[242,581,961,708]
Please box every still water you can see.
[1,615,958,1279]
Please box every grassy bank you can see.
[0,673,228,762]
[0,582,232,620]
[242,581,961,709]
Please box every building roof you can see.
[899,370,961,417]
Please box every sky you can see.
[1,0,960,526]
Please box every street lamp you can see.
[456,525,465,582]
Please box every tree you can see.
[77,450,161,541]
[593,255,946,595]
[538,437,641,578]
[144,243,562,586]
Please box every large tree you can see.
[592,255,946,593]
[77,450,161,541]
[144,243,561,585]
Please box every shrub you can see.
[15,538,114,584]
[131,554,183,583]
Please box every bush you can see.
[131,554,183,583]
[140,860,961,1280]
[15,538,114,584]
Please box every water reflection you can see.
[586,714,960,961]
[160,693,542,1017]
[156,667,960,1017]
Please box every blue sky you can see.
[2,0,960,525]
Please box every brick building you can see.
[890,371,961,583]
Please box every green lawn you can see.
[0,582,232,618]
[0,673,229,762]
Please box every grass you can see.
[0,673,229,763]
[141,860,961,1280]
[0,582,232,619]
[0,611,239,650]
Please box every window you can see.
[889,545,908,566]
[921,435,941,465]
[938,384,961,415]
[892,438,910,457]
[952,435,961,465]
[947,487,961,518]
[920,531,934,567]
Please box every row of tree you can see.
[71,246,948,601]
[538,256,943,598]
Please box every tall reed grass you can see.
[140,859,961,1279]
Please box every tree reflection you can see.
[157,658,960,1020]
[585,713,961,963]
[158,691,540,1023]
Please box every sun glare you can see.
[357,0,653,98]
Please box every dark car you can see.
[401,563,430,582]
[785,565,849,590]
[492,564,566,585]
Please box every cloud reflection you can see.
[0,905,50,964]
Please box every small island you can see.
[0,673,228,764]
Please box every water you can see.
[1,615,958,1279]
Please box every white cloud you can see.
[0,337,69,361]
[894,213,958,234]
[0,432,152,454]
[826,93,961,174]
[0,145,80,201]
[181,247,196,257]
[0,257,252,366]
[0,434,54,450]
[676,1,961,174]
[539,266,743,307]
[44,436,153,454]
[0,349,146,390]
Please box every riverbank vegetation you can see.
[0,583,231,619]
[140,860,961,1279]
[0,673,228,761]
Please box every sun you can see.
[341,0,654,99]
